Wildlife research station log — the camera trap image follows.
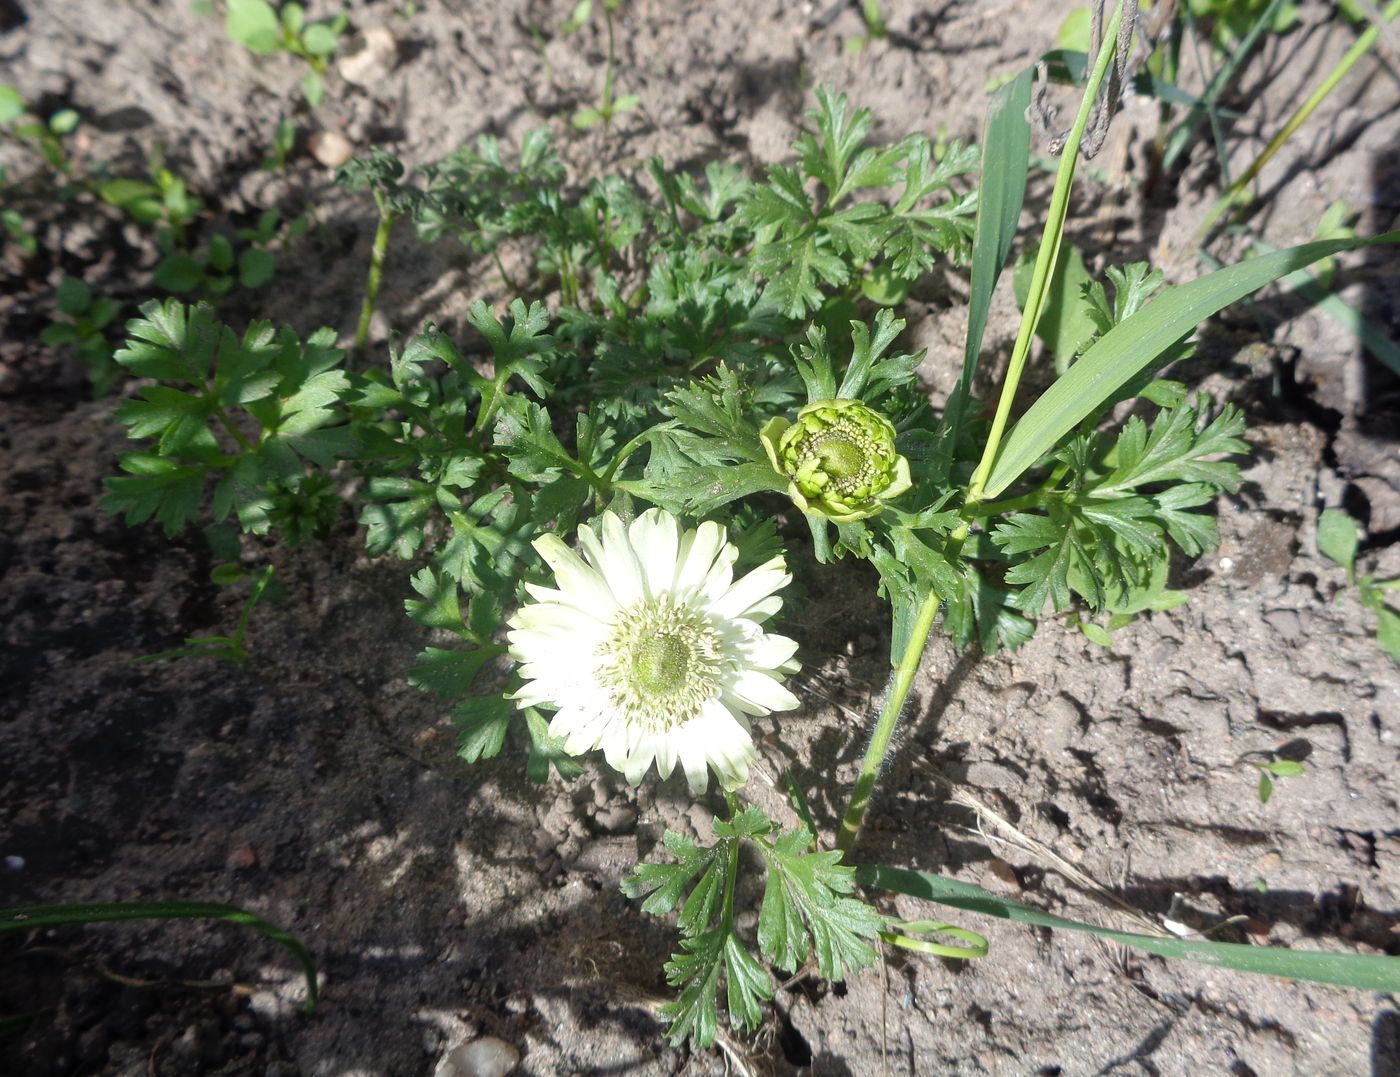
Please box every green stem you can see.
[963,0,1126,509]
[721,790,742,924]
[491,249,519,293]
[353,192,396,361]
[602,5,617,124]
[1195,0,1400,243]
[213,404,256,454]
[836,588,941,856]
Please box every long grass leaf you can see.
[856,865,1400,992]
[947,66,1033,447]
[983,231,1400,498]
[1,900,319,1011]
[1250,240,1400,379]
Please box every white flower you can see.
[507,508,801,793]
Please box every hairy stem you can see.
[352,192,396,362]
[835,588,941,856]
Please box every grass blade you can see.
[1250,241,1400,379]
[946,65,1033,448]
[856,865,1400,992]
[1,900,319,1011]
[983,231,1400,498]
[1160,0,1289,172]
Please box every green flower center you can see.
[785,409,895,500]
[599,595,722,731]
[816,436,865,483]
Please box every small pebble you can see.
[309,130,354,168]
[337,26,398,87]
[227,844,258,870]
[3,855,24,871]
[435,1035,521,1077]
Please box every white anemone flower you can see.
[507,508,801,793]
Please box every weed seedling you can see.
[263,115,297,171]
[40,277,121,397]
[1318,507,1400,663]
[562,0,638,130]
[1,167,39,257]
[1245,756,1307,804]
[0,84,80,177]
[136,565,280,665]
[98,148,203,248]
[224,0,348,106]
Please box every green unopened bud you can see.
[760,399,912,523]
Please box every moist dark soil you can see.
[2,1,1399,1074]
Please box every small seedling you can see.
[1,167,38,257]
[1246,756,1306,804]
[137,565,279,665]
[263,115,297,171]
[0,84,80,175]
[40,277,121,397]
[98,149,203,248]
[151,207,299,297]
[1318,508,1400,664]
[225,0,348,107]
[562,0,638,130]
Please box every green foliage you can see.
[1013,241,1096,373]
[991,395,1247,617]
[624,805,884,1048]
[2,899,318,1012]
[560,0,636,130]
[98,151,203,245]
[224,0,348,106]
[98,77,1400,1048]
[1318,507,1400,664]
[136,565,281,665]
[0,84,79,174]
[737,89,977,318]
[41,276,121,397]
[1251,757,1306,804]
[1186,0,1299,49]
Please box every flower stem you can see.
[1195,0,1400,244]
[352,191,396,362]
[835,588,941,856]
[963,0,1126,509]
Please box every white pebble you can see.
[435,1036,521,1077]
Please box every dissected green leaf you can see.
[985,232,1400,498]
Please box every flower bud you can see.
[760,399,912,523]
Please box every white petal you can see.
[584,512,645,608]
[653,731,677,780]
[723,667,800,714]
[623,739,655,785]
[741,595,783,623]
[673,520,731,597]
[533,534,619,615]
[709,555,791,621]
[736,631,800,672]
[628,509,681,598]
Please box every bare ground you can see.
[2,1,1399,1074]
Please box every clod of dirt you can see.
[435,1036,521,1077]
[308,130,354,168]
[337,26,398,88]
